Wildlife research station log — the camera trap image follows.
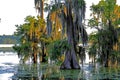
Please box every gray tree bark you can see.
[60,2,80,69]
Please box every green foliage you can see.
[47,39,70,61]
[88,0,120,67]
[13,15,46,63]
[78,0,86,8]
[88,44,97,56]
[13,42,31,63]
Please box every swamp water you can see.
[0,51,120,79]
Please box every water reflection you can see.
[0,51,18,80]
[12,64,84,80]
[90,67,120,80]
[13,64,120,80]
[1,51,120,80]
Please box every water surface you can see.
[0,52,19,80]
[1,51,120,80]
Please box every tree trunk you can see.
[60,49,80,69]
[41,43,46,62]
[33,52,37,63]
[32,43,38,64]
[60,3,80,69]
[105,50,109,67]
[40,0,44,18]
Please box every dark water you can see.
[0,51,120,80]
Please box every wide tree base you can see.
[60,52,80,69]
[60,62,80,69]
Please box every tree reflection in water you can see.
[12,64,84,80]
[12,63,120,80]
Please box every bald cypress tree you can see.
[46,0,88,69]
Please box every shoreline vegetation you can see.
[0,35,19,44]
[0,47,14,52]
